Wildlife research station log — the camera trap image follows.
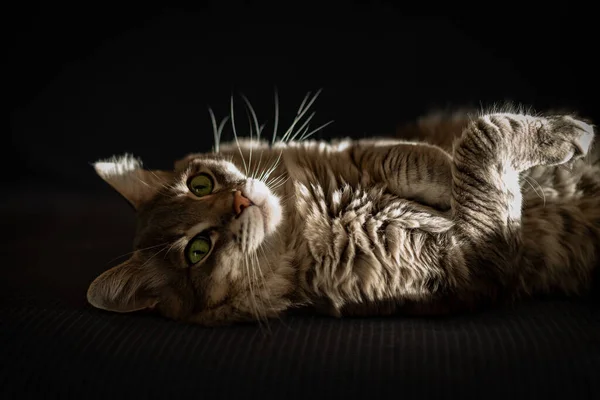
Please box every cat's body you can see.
[88,108,600,326]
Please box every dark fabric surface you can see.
[2,188,600,400]
[2,296,599,399]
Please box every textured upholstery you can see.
[1,190,599,399]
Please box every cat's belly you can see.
[292,180,456,314]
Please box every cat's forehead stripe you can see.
[186,158,245,180]
[185,221,214,238]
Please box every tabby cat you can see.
[87,94,599,326]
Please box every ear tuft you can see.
[94,154,143,179]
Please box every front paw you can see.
[536,115,595,166]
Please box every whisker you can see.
[296,123,311,141]
[241,93,262,142]
[241,93,266,180]
[230,94,249,175]
[288,111,316,142]
[243,256,259,320]
[297,90,313,116]
[253,150,266,181]
[271,87,280,146]
[280,89,323,143]
[133,175,172,198]
[244,96,260,178]
[298,120,335,141]
[104,241,172,265]
[208,107,220,153]
[252,249,274,333]
[260,156,282,182]
[258,243,292,331]
[276,194,294,206]
[140,244,171,268]
[245,254,269,332]
[148,171,176,196]
[259,149,284,183]
[263,163,285,182]
[269,182,289,194]
[243,98,254,179]
[250,251,271,332]
[269,178,289,191]
[163,239,182,259]
[266,173,288,187]
[217,115,231,153]
[523,175,546,207]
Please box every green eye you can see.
[186,236,212,264]
[188,173,214,197]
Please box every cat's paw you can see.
[534,115,595,166]
[481,113,595,170]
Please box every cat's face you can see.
[87,152,295,325]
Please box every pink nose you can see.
[233,190,253,217]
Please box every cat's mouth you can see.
[229,179,282,252]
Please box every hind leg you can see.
[348,139,454,210]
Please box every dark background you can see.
[4,3,600,399]
[9,2,599,191]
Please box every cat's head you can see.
[87,151,295,326]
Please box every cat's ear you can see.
[93,154,172,209]
[87,255,163,313]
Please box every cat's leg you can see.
[452,114,594,234]
[449,113,595,298]
[349,139,454,210]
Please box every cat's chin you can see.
[228,179,282,253]
[241,179,282,236]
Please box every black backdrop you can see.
[10,2,599,192]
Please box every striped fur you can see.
[88,111,600,325]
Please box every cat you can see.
[87,96,600,326]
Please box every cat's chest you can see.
[280,164,453,308]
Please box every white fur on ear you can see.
[94,154,169,209]
[94,154,143,178]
